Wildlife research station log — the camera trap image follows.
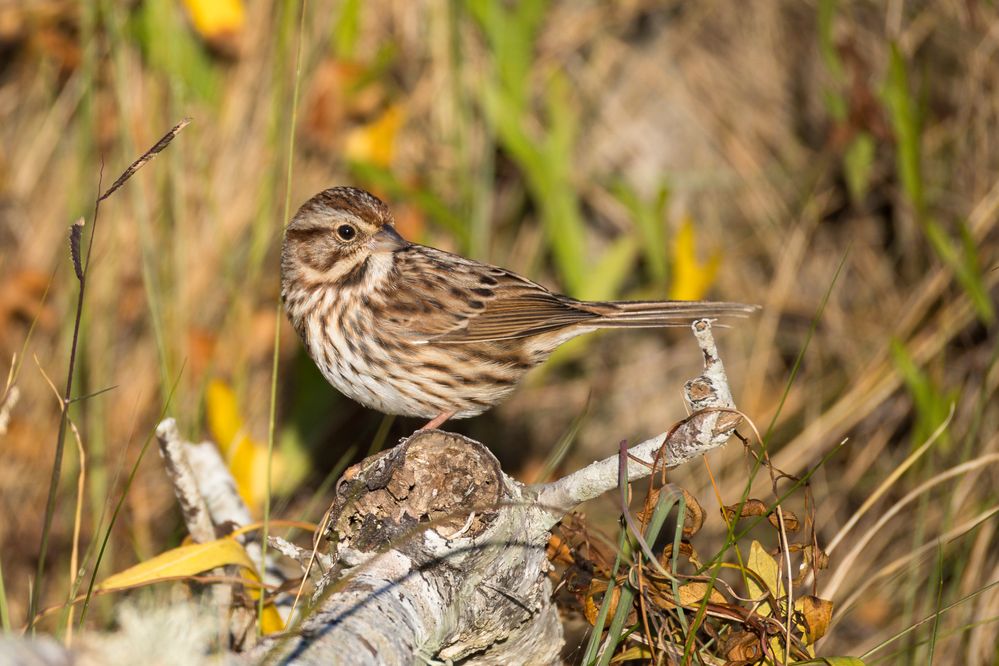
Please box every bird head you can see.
[281,187,409,290]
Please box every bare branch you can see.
[532,319,741,518]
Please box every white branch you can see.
[185,441,253,530]
[156,418,215,543]
[532,319,741,519]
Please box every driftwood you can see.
[0,320,742,665]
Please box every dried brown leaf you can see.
[721,498,768,522]
[723,630,764,665]
[795,594,834,644]
[660,540,700,569]
[637,486,702,536]
[767,509,800,532]
[546,534,574,566]
[678,581,727,606]
[583,578,618,625]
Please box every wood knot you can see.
[330,431,504,553]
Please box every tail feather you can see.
[584,300,759,328]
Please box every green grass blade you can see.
[580,527,628,665]
[332,0,362,59]
[0,555,10,632]
[884,44,924,216]
[260,0,308,634]
[611,182,669,287]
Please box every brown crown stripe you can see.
[303,187,392,225]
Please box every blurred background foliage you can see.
[0,0,997,662]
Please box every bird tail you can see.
[583,300,759,328]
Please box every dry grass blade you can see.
[0,386,18,438]
[261,0,308,634]
[97,118,191,203]
[32,355,86,646]
[825,407,954,557]
[824,451,999,602]
[288,504,337,627]
[860,579,999,662]
[835,504,999,628]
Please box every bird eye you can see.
[336,224,357,241]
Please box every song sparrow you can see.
[281,187,756,430]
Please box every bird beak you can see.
[368,225,409,253]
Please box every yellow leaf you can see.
[260,604,286,635]
[746,540,781,606]
[677,581,726,606]
[206,379,243,455]
[610,646,653,663]
[668,217,720,301]
[228,433,274,511]
[746,541,790,661]
[98,538,285,634]
[181,0,245,39]
[97,537,257,592]
[795,594,834,644]
[344,104,404,167]
[205,379,286,511]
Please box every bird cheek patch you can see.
[298,241,339,273]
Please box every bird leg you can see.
[419,410,457,431]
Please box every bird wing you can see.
[385,246,598,343]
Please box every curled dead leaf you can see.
[583,578,619,625]
[795,594,834,644]
[635,486,660,524]
[723,629,763,665]
[768,509,800,532]
[660,540,700,569]
[722,499,799,533]
[767,510,801,532]
[680,488,704,536]
[722,498,768,523]
[678,581,726,606]
[546,534,574,566]
[791,543,831,583]
[637,486,702,536]
[809,544,830,571]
